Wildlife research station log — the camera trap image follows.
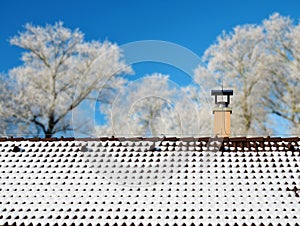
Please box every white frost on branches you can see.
[95,73,211,137]
[1,22,131,137]
[195,24,268,136]
[1,13,300,137]
[262,13,300,134]
[195,13,300,136]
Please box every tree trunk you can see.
[45,132,53,138]
[45,112,55,138]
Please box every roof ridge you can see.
[0,136,299,142]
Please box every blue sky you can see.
[1,0,300,73]
[0,0,299,136]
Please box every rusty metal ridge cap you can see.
[0,136,299,143]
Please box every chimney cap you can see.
[211,89,233,96]
[211,89,234,108]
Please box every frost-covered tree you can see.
[195,24,269,136]
[195,13,300,136]
[0,75,10,135]
[1,22,131,137]
[96,74,176,136]
[96,73,209,137]
[262,13,300,133]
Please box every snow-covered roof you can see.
[0,136,300,226]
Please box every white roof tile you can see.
[0,138,299,225]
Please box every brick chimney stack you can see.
[211,90,233,137]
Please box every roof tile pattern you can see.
[0,137,300,226]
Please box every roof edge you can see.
[0,136,299,142]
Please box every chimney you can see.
[211,89,233,137]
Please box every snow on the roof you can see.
[0,137,299,226]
